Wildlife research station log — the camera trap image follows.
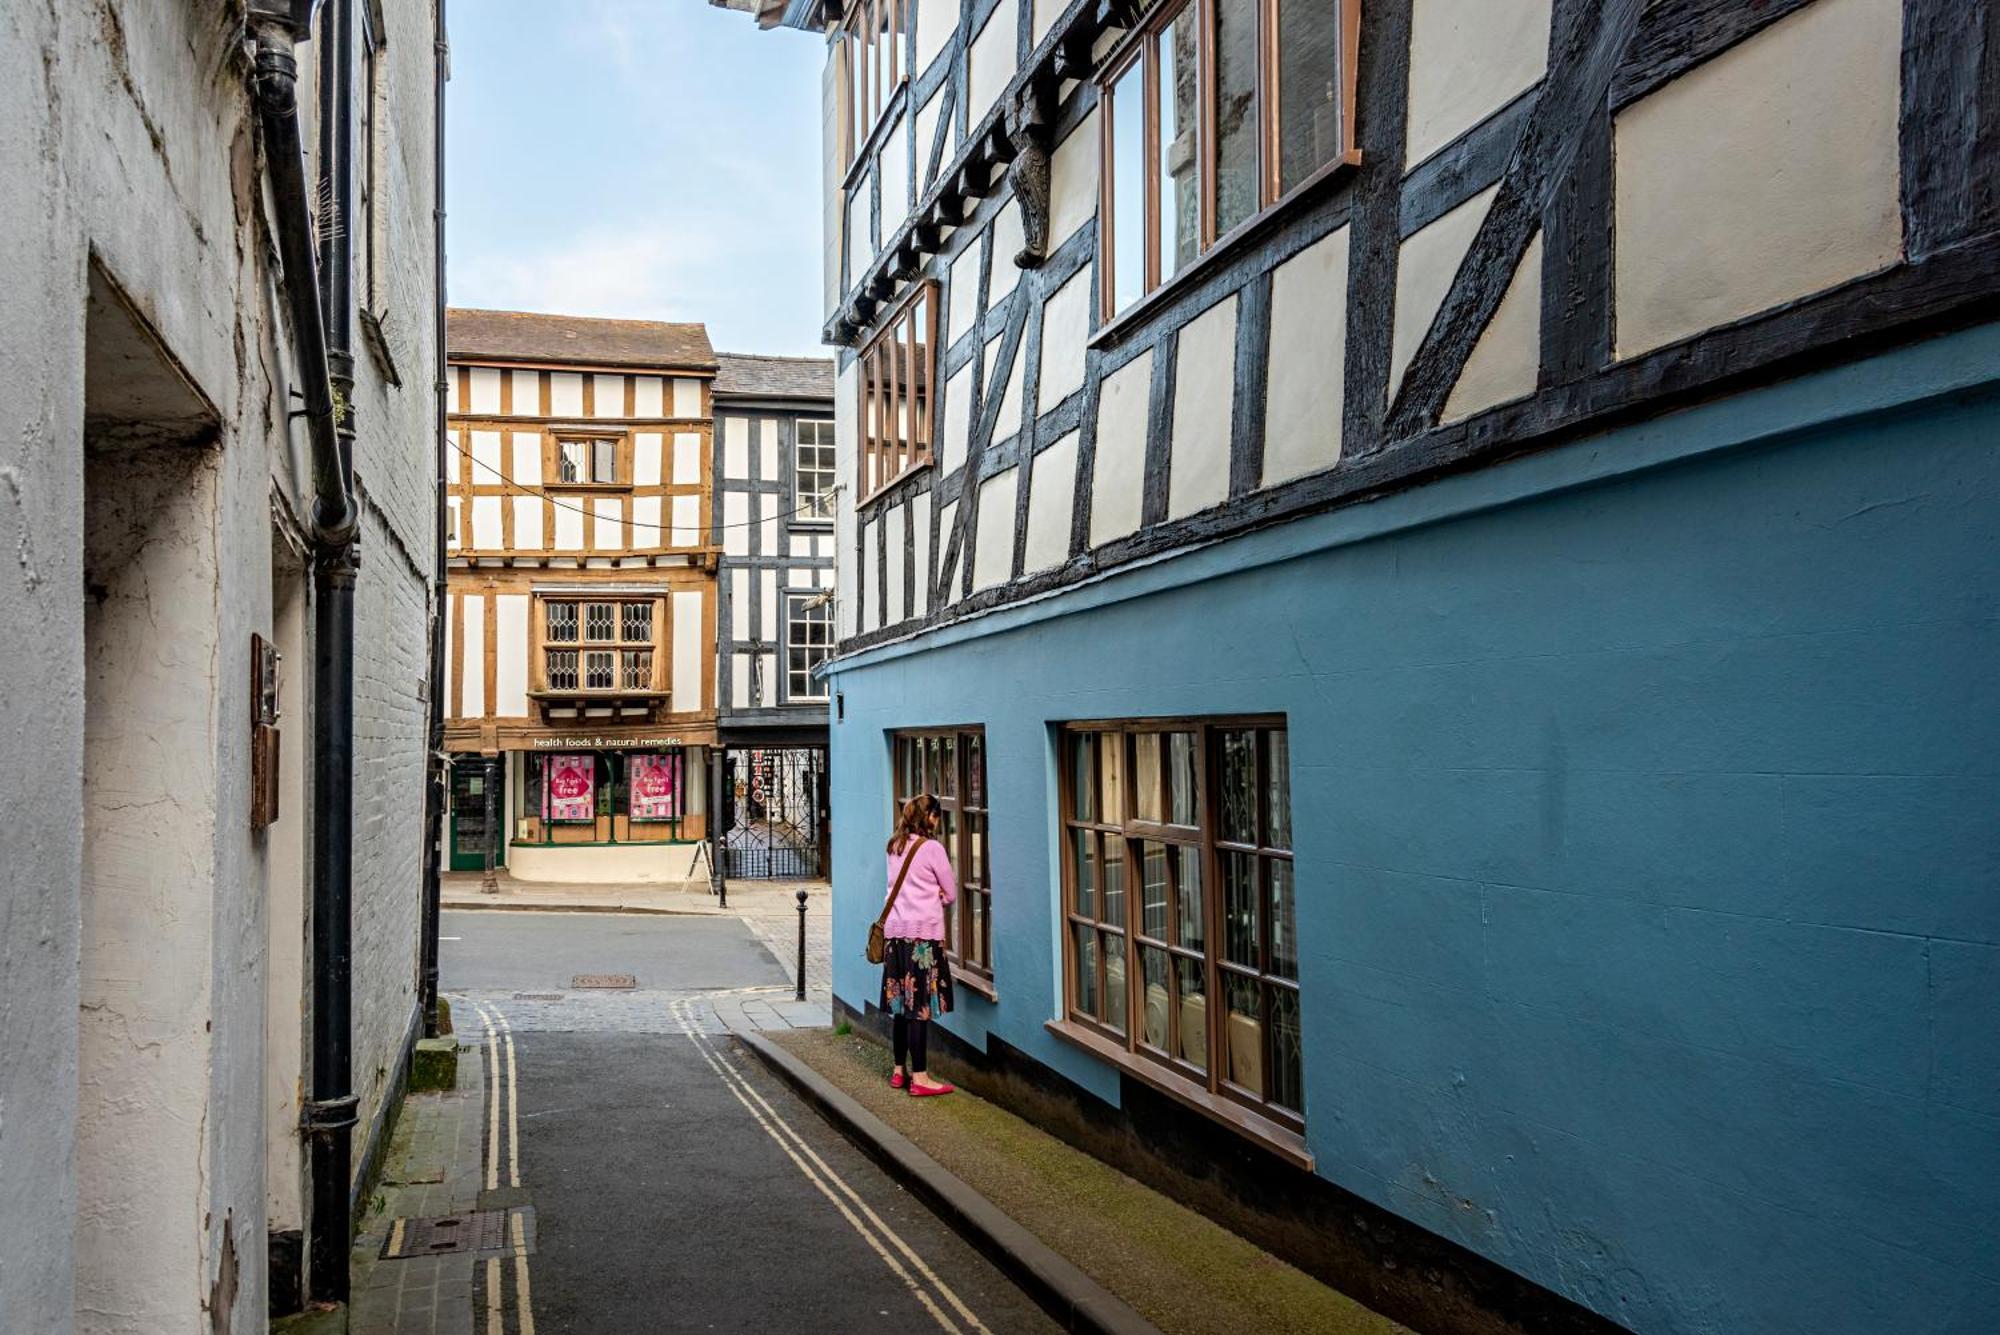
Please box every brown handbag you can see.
[867,839,924,964]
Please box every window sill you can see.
[857,457,933,509]
[546,482,634,495]
[1044,1018,1313,1172]
[1088,155,1362,354]
[951,960,997,1003]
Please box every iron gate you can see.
[720,747,827,879]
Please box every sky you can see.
[446,0,828,357]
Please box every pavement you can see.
[348,908,1056,1334]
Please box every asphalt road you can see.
[441,910,1057,1335]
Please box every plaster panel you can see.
[1090,350,1153,547]
[994,329,1028,443]
[724,415,750,479]
[514,496,544,550]
[1169,295,1238,520]
[631,495,662,548]
[760,494,779,556]
[732,650,751,708]
[887,502,908,623]
[448,496,462,549]
[1039,269,1092,412]
[495,595,530,717]
[1613,0,1904,358]
[913,490,933,616]
[850,182,874,286]
[673,591,704,711]
[461,595,485,716]
[674,432,702,484]
[882,115,912,239]
[634,374,664,417]
[937,501,960,600]
[948,242,984,346]
[1392,185,1498,401]
[941,361,975,477]
[593,497,623,549]
[969,0,1021,131]
[1024,431,1080,573]
[673,378,703,418]
[1445,233,1545,423]
[471,429,503,482]
[593,374,625,417]
[759,418,779,483]
[863,518,882,629]
[724,492,751,557]
[1050,111,1099,250]
[917,91,945,190]
[471,495,503,550]
[469,366,502,413]
[762,569,780,642]
[973,466,1021,590]
[673,496,701,550]
[550,371,584,416]
[511,432,542,485]
[634,432,664,486]
[989,203,1027,306]
[1264,224,1350,487]
[510,369,542,415]
[1405,0,1551,167]
[916,0,958,76]
[554,499,585,551]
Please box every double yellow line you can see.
[468,1000,536,1335]
[669,999,990,1335]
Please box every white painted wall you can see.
[673,590,705,712]
[1168,295,1237,519]
[495,595,530,717]
[940,362,975,477]
[461,596,486,717]
[1405,0,1551,167]
[1392,185,1499,399]
[973,466,1021,590]
[1090,351,1153,547]
[1264,225,1350,486]
[969,0,1021,131]
[1445,234,1545,422]
[1024,433,1080,572]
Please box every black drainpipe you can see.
[419,0,450,1038]
[248,0,360,1307]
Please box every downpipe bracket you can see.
[302,1094,360,1134]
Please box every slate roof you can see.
[447,308,716,372]
[712,352,837,402]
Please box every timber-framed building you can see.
[725,0,2000,1330]
[443,309,721,883]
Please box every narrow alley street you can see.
[360,910,1058,1334]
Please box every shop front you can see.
[446,728,713,884]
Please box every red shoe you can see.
[908,1080,955,1098]
[890,1070,907,1089]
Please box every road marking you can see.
[670,1000,986,1335]
[469,999,539,1335]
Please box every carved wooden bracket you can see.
[1006,86,1054,269]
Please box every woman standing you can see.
[880,794,957,1096]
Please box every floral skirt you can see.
[879,937,953,1020]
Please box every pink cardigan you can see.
[882,838,957,941]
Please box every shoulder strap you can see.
[875,838,925,927]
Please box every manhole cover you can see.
[382,1209,509,1259]
[512,992,565,1001]
[571,974,636,989]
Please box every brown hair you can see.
[886,793,940,856]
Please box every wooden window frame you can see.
[856,282,938,504]
[532,594,663,698]
[1055,716,1301,1146]
[549,427,631,492]
[795,418,838,522]
[842,0,909,169]
[891,727,994,996]
[1097,0,1362,319]
[784,591,833,702]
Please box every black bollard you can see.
[795,889,809,1002]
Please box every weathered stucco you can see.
[0,2,439,1329]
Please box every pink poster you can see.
[629,753,680,821]
[544,754,595,823]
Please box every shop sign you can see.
[544,754,595,823]
[529,735,685,751]
[629,753,681,820]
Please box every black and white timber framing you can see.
[813,0,2000,655]
[712,355,839,741]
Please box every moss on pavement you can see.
[768,1028,1410,1335]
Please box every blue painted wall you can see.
[824,326,2000,1334]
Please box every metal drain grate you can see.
[382,1209,509,1259]
[570,973,636,989]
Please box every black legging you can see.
[892,1014,928,1072]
